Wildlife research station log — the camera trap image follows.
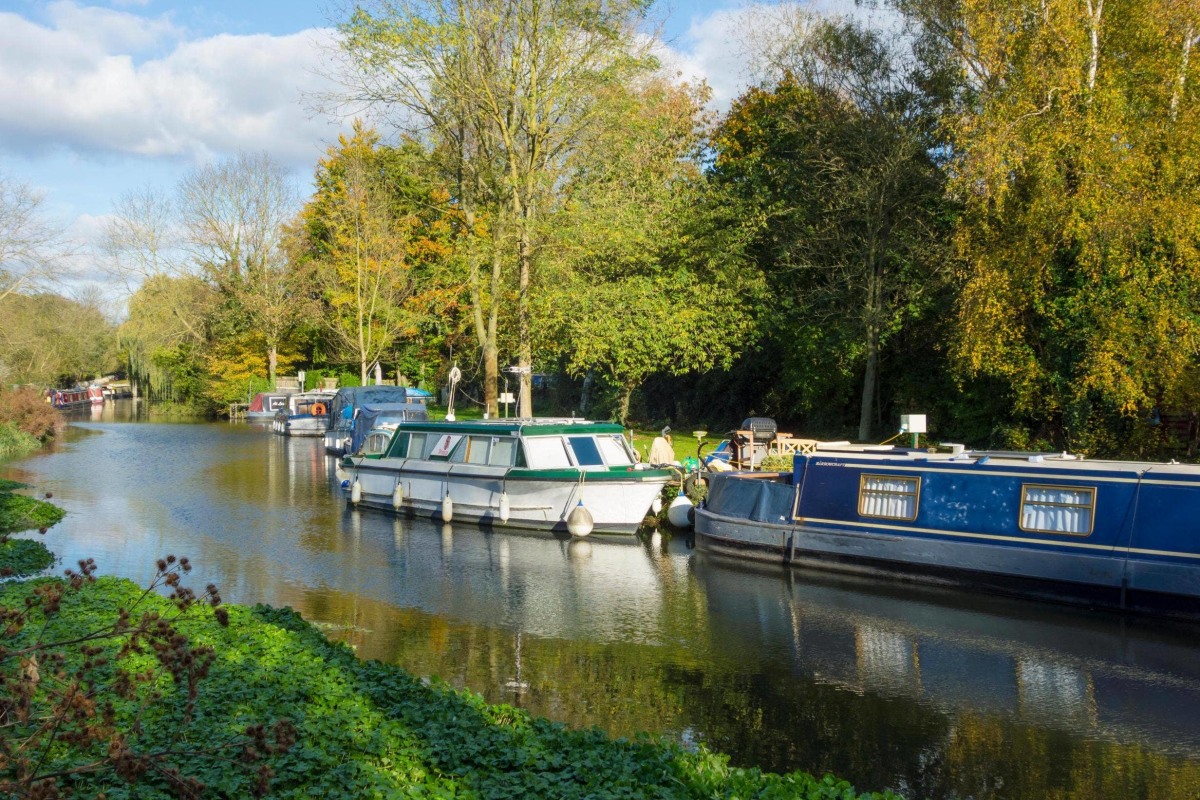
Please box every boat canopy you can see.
[328,386,414,427]
[350,402,429,454]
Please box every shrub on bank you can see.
[0,386,64,441]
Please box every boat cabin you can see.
[359,419,639,471]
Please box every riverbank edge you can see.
[0,491,899,798]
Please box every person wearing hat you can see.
[648,426,676,464]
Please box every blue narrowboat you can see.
[694,447,1200,617]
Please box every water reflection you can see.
[4,419,1200,799]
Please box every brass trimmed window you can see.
[858,474,920,521]
[1019,484,1095,536]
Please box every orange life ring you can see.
[310,402,327,416]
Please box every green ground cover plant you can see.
[0,571,900,800]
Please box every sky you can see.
[0,0,861,297]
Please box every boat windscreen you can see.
[596,435,633,466]
[525,437,571,468]
[568,436,604,466]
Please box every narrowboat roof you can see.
[799,448,1200,479]
[391,417,625,437]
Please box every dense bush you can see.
[0,386,64,441]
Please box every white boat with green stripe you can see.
[337,418,674,536]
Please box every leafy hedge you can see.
[0,576,900,800]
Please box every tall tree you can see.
[711,18,952,440]
[892,0,1200,451]
[176,153,302,387]
[537,77,763,422]
[333,0,656,415]
[299,124,448,385]
[0,174,72,303]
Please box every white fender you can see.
[350,479,362,505]
[566,502,594,538]
[499,491,511,523]
[392,482,404,510]
[442,492,454,522]
[668,494,694,529]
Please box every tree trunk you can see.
[857,259,883,442]
[617,382,634,426]
[579,369,595,415]
[268,345,277,389]
[517,221,533,418]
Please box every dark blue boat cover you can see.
[349,402,429,454]
[706,474,796,524]
[328,386,414,430]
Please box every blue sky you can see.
[0,0,858,294]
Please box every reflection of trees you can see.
[283,576,1200,800]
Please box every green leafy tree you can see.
[333,0,658,415]
[711,19,952,439]
[538,77,762,422]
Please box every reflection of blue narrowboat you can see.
[695,448,1200,617]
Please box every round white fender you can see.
[442,492,454,522]
[566,502,594,538]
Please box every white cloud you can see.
[0,3,343,172]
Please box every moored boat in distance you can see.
[695,444,1200,618]
[246,391,293,422]
[45,386,90,408]
[338,418,674,536]
[272,391,335,437]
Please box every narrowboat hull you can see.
[694,451,1200,617]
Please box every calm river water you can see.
[5,407,1200,799]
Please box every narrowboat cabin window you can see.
[525,437,571,468]
[1020,484,1095,536]
[858,474,920,521]
[567,436,604,466]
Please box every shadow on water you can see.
[4,415,1200,799]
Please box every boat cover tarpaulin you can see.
[706,474,796,525]
[329,386,413,428]
[350,402,429,454]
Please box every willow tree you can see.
[333,0,656,416]
[889,0,1200,451]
